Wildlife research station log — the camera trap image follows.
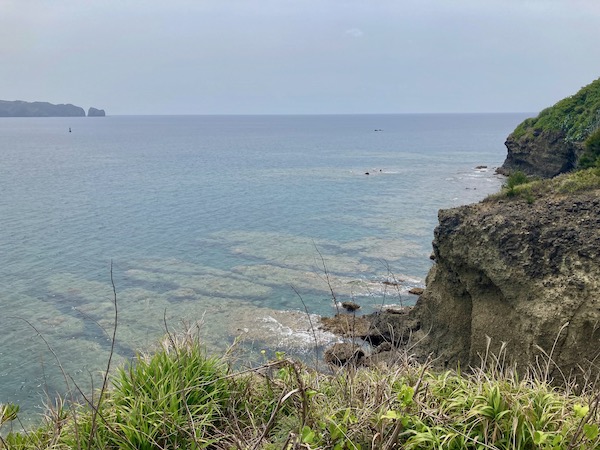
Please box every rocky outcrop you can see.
[498,130,583,178]
[88,107,106,117]
[408,189,600,381]
[498,77,600,178]
[0,100,85,117]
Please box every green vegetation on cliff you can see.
[495,166,600,202]
[512,77,600,142]
[1,333,599,449]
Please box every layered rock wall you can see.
[499,130,583,178]
[410,191,600,380]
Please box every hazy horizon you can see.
[2,0,599,115]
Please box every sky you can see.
[1,0,600,115]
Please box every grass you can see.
[489,167,600,203]
[1,330,599,449]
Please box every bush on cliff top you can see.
[512,77,600,142]
[1,335,599,449]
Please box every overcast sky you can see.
[2,0,599,115]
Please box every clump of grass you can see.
[488,167,600,204]
[2,333,599,449]
[556,166,600,193]
[503,170,532,199]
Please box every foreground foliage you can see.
[1,336,599,449]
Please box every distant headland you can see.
[0,100,106,117]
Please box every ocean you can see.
[0,113,528,423]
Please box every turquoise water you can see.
[0,113,527,422]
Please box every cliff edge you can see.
[499,77,600,178]
[323,170,600,382]
[408,172,600,381]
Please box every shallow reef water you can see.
[0,113,528,424]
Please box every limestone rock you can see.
[409,190,600,380]
[324,343,364,366]
[498,129,582,178]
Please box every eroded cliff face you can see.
[410,190,600,380]
[498,130,583,178]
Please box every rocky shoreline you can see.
[321,185,600,381]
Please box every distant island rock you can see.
[0,100,85,117]
[88,107,106,117]
[0,100,107,117]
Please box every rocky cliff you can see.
[323,170,600,382]
[499,77,600,178]
[0,100,85,117]
[499,130,582,178]
[406,175,600,381]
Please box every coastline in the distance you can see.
[0,99,105,117]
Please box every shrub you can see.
[578,128,600,169]
[504,171,531,197]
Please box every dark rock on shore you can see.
[324,343,364,366]
[341,301,361,312]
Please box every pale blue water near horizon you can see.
[0,113,529,423]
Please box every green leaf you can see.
[584,423,599,441]
[381,410,402,420]
[574,404,590,418]
[397,384,415,407]
[301,425,316,444]
[533,430,547,445]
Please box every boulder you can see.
[324,343,364,366]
